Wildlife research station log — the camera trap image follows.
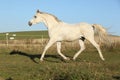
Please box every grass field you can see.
[0,31,48,40]
[0,31,120,80]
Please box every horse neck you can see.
[42,15,60,30]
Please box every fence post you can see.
[6,33,9,47]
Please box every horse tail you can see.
[92,24,109,44]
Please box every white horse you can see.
[28,10,108,61]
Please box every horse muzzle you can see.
[28,21,32,26]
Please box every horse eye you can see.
[34,16,37,18]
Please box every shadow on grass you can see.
[112,75,120,80]
[9,50,63,63]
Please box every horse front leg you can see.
[40,39,56,61]
[57,42,70,60]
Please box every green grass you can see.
[0,45,120,80]
[0,31,49,40]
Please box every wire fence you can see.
[0,33,120,49]
[0,38,48,47]
[0,31,49,47]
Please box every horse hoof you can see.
[65,57,70,60]
[102,58,105,61]
[40,59,43,62]
[73,59,76,61]
[101,57,105,61]
[73,57,76,61]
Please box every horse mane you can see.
[41,12,62,22]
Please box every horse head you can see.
[28,10,43,26]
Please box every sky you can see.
[0,0,120,35]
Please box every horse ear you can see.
[37,10,40,13]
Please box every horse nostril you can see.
[28,21,32,26]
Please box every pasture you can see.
[0,31,120,80]
[0,31,48,40]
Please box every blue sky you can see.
[0,0,120,35]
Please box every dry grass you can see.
[0,35,119,50]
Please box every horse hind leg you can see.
[73,39,85,60]
[87,37,105,61]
